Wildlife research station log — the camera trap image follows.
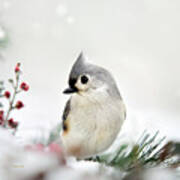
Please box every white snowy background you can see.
[0,0,180,145]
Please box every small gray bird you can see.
[61,52,126,158]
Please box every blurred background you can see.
[0,0,179,144]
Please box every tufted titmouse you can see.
[61,52,126,158]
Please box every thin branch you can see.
[4,73,20,127]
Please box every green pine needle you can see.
[47,123,62,144]
[87,131,180,171]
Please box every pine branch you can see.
[47,123,62,145]
[86,131,180,171]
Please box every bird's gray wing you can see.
[62,99,71,131]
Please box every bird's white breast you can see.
[61,90,125,158]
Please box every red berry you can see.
[8,118,13,124]
[4,91,11,98]
[8,118,18,128]
[15,67,20,72]
[15,63,21,73]
[15,101,24,109]
[20,82,29,91]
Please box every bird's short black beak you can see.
[63,87,78,94]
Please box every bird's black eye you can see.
[81,75,89,84]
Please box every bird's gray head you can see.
[63,52,121,98]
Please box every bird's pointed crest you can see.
[75,51,86,65]
[69,52,87,80]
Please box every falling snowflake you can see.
[2,1,11,9]
[56,4,68,17]
[66,16,75,24]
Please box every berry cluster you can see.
[0,63,29,133]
